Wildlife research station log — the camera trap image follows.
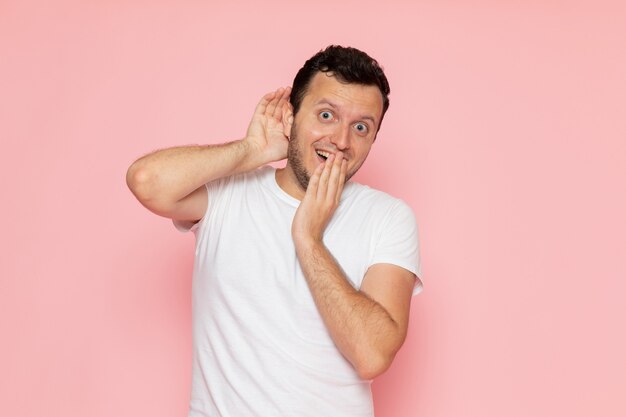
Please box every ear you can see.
[282,103,294,139]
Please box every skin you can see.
[276,72,381,199]
[281,73,416,379]
[125,87,292,220]
[126,74,416,380]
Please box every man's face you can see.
[284,72,384,192]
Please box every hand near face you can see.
[292,152,348,245]
[245,87,291,164]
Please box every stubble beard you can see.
[286,125,311,192]
[286,121,363,192]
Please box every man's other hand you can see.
[291,152,348,244]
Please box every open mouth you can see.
[316,150,330,161]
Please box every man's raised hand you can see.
[245,87,291,165]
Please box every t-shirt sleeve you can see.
[172,217,202,233]
[171,182,212,234]
[370,200,423,295]
[171,171,247,235]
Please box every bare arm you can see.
[126,87,291,221]
[292,153,416,380]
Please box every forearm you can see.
[295,238,403,380]
[127,139,261,210]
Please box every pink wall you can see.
[1,1,625,416]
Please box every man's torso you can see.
[181,166,420,417]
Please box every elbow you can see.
[126,163,162,208]
[353,350,396,381]
[126,162,141,193]
[351,327,407,380]
[126,162,149,196]
[351,323,407,380]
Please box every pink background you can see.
[1,1,625,416]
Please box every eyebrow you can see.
[315,99,378,126]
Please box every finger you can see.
[306,161,324,198]
[316,154,334,200]
[273,86,291,118]
[335,158,348,205]
[326,152,344,203]
[265,87,283,116]
[265,87,283,117]
[254,91,276,117]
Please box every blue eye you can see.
[319,111,333,120]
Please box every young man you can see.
[127,45,422,417]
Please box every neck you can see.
[275,165,306,201]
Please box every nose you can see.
[331,125,350,151]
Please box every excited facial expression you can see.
[280,72,384,198]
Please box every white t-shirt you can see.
[176,166,422,417]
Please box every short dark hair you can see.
[290,45,391,130]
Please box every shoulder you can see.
[209,165,275,192]
[334,181,422,291]
[203,165,277,215]
[344,181,402,202]
[342,181,415,219]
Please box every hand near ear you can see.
[245,87,292,165]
